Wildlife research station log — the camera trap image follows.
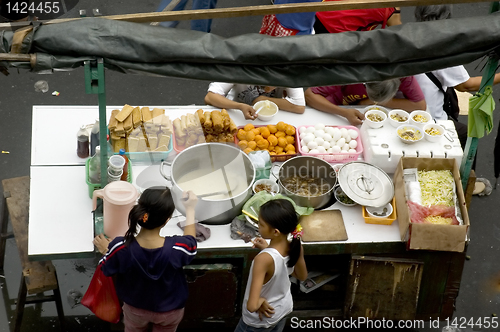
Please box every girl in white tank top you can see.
[235,199,308,332]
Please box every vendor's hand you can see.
[252,237,269,250]
[241,104,257,120]
[93,234,111,255]
[182,191,198,210]
[257,298,275,320]
[346,109,365,126]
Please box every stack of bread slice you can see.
[108,105,173,153]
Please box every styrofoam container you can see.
[364,110,387,129]
[409,110,432,129]
[388,109,410,128]
[423,123,445,143]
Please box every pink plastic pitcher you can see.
[92,181,139,239]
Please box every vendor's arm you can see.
[291,244,308,281]
[455,73,500,92]
[247,253,275,319]
[205,91,257,120]
[305,88,364,125]
[181,191,198,238]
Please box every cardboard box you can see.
[394,157,470,252]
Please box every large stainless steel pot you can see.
[273,156,337,209]
[160,143,255,225]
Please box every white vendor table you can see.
[29,104,453,259]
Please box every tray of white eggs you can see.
[297,124,363,163]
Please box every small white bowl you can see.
[252,179,279,195]
[362,105,389,115]
[334,186,357,207]
[396,125,423,144]
[423,123,445,143]
[388,109,410,128]
[254,100,279,122]
[364,110,387,129]
[366,203,393,218]
[409,110,432,129]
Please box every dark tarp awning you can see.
[1,15,500,87]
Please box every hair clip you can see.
[291,224,303,239]
[142,213,148,223]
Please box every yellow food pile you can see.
[237,121,296,155]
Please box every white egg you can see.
[322,141,331,149]
[336,137,346,147]
[343,143,350,151]
[309,149,319,154]
[314,130,325,139]
[340,128,349,138]
[349,148,357,153]
[300,139,305,146]
[331,145,341,153]
[325,127,335,135]
[327,148,333,153]
[348,129,359,139]
[306,126,315,133]
[314,123,326,131]
[303,134,315,144]
[317,146,327,153]
[299,126,307,134]
[344,134,351,143]
[322,133,333,142]
[332,128,341,141]
[349,140,358,149]
[307,141,318,150]
[314,137,324,146]
[299,132,306,140]
[301,145,309,153]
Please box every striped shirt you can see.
[101,235,197,312]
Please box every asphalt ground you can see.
[1,1,499,331]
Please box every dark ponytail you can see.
[124,188,176,244]
[259,199,301,267]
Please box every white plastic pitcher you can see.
[92,181,139,239]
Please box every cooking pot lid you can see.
[337,162,394,207]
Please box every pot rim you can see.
[169,143,255,201]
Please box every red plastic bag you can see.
[81,264,122,323]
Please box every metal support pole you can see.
[84,59,108,189]
[460,1,499,190]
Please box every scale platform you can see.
[360,120,463,174]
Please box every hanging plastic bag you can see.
[81,264,122,323]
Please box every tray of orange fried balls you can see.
[235,121,298,162]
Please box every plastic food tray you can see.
[235,125,299,163]
[85,158,133,199]
[172,132,237,153]
[296,125,363,163]
[362,197,397,225]
[118,134,173,164]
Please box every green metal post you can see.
[460,2,499,190]
[84,59,108,189]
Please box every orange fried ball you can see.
[286,135,295,145]
[278,137,287,148]
[237,129,247,141]
[285,125,296,136]
[275,131,286,138]
[246,131,256,141]
[256,139,270,150]
[247,141,257,150]
[243,147,253,154]
[267,125,278,134]
[252,128,260,135]
[285,144,295,152]
[276,121,286,132]
[244,123,255,131]
[269,151,277,155]
[267,134,278,147]
[260,127,271,138]
[274,146,284,154]
[238,140,248,150]
[254,135,264,142]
